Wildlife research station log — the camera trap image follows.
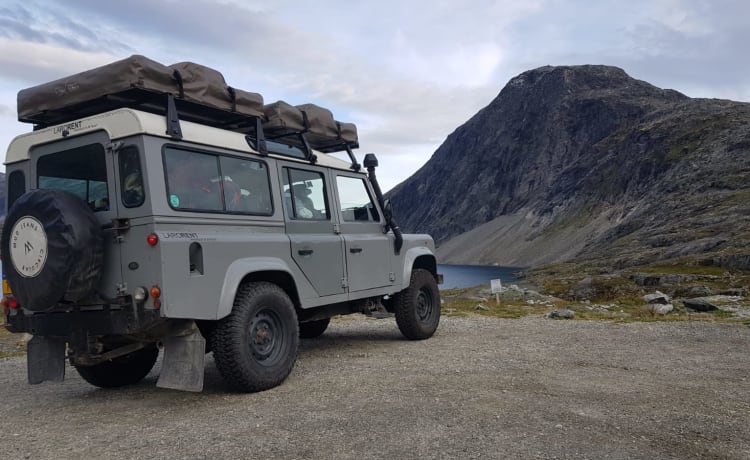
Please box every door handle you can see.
[298,249,314,256]
[349,247,363,254]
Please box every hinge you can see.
[333,224,341,234]
[115,283,128,296]
[389,272,395,282]
[341,278,348,289]
[104,218,131,242]
[106,141,124,153]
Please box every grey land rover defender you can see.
[1,55,441,392]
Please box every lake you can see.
[437,264,524,290]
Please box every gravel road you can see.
[1,315,749,459]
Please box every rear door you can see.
[32,132,124,298]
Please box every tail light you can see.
[3,296,19,309]
[150,285,162,309]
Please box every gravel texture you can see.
[1,315,749,459]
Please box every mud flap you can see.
[156,329,206,392]
[27,336,66,384]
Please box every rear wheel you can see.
[213,282,299,392]
[74,345,159,388]
[299,318,330,339]
[393,269,441,340]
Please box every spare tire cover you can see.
[1,189,104,312]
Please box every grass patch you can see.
[440,269,750,324]
[440,288,564,319]
[634,265,728,276]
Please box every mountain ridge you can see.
[388,65,750,270]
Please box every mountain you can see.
[387,65,750,270]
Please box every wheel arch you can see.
[217,257,301,320]
[401,247,438,286]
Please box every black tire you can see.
[196,320,217,353]
[213,282,299,392]
[0,189,103,312]
[74,345,159,388]
[299,318,330,339]
[393,269,441,340]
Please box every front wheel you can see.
[74,345,159,388]
[212,282,299,392]
[393,269,441,340]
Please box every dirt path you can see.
[1,316,749,459]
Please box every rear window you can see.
[37,143,109,212]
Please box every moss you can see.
[633,265,728,276]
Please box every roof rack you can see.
[17,55,361,168]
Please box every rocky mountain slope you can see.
[388,65,750,270]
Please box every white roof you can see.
[5,108,355,171]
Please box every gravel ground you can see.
[1,315,749,460]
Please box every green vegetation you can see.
[442,261,750,324]
[635,264,728,276]
[441,287,747,324]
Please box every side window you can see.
[37,143,109,212]
[282,168,329,220]
[7,170,25,209]
[219,156,273,215]
[164,148,222,211]
[119,147,144,208]
[336,176,380,222]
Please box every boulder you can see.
[643,291,670,304]
[546,309,575,319]
[642,303,674,315]
[682,298,719,311]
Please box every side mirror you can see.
[383,198,393,221]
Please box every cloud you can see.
[0,38,119,84]
[1,0,749,182]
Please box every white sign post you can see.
[490,279,502,304]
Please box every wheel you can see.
[74,345,159,388]
[212,282,299,392]
[299,318,330,339]
[0,189,103,312]
[393,269,441,340]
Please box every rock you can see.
[475,304,489,311]
[643,291,670,304]
[642,303,674,315]
[673,285,713,298]
[682,298,719,311]
[719,288,746,296]
[546,309,575,319]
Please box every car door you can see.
[334,173,394,293]
[32,132,125,299]
[280,164,346,297]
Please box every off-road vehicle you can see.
[1,55,441,392]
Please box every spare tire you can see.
[0,189,104,312]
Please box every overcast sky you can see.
[1,0,749,191]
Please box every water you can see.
[437,264,524,290]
